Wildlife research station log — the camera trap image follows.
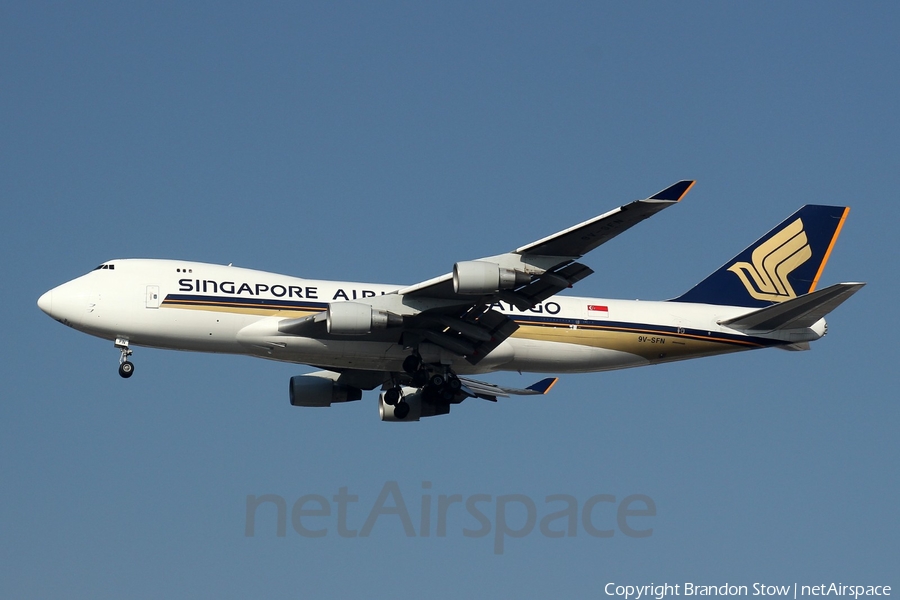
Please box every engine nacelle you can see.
[289,375,362,407]
[378,388,451,422]
[326,302,402,335]
[452,261,529,295]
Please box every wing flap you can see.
[405,306,520,365]
[280,181,694,367]
[464,308,520,364]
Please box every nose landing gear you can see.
[118,361,134,378]
[116,337,134,379]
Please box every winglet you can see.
[650,180,695,201]
[526,377,558,395]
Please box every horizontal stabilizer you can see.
[720,282,865,333]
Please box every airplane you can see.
[37,181,864,421]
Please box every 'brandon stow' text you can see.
[604,584,892,600]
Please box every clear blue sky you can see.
[2,2,898,598]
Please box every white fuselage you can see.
[38,259,821,375]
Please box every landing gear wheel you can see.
[447,376,461,390]
[384,387,401,406]
[402,355,421,375]
[118,361,134,378]
[394,401,410,420]
[440,387,456,401]
[429,373,445,388]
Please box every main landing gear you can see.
[386,353,464,419]
[116,337,134,379]
[381,386,411,419]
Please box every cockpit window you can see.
[93,264,115,271]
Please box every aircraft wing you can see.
[458,376,558,402]
[397,180,694,303]
[514,180,695,256]
[314,367,558,403]
[279,181,694,366]
[386,181,694,363]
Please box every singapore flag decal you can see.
[587,304,609,318]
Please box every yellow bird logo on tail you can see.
[727,218,812,303]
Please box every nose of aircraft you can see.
[37,275,102,329]
[37,290,53,315]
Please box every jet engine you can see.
[325,302,402,335]
[452,261,530,295]
[289,375,362,407]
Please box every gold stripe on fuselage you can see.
[161,298,758,362]
[512,322,757,362]
[161,299,320,318]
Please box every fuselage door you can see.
[146,285,160,309]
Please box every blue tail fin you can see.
[670,205,850,308]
